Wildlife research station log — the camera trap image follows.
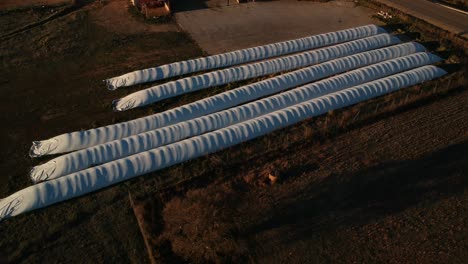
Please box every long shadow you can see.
[247,141,468,242]
[171,0,209,12]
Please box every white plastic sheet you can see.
[29,42,426,157]
[112,33,400,111]
[1,66,446,221]
[104,24,385,90]
[30,53,441,182]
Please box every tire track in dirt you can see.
[0,1,87,41]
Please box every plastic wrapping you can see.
[112,33,399,111]
[29,42,425,157]
[1,66,446,221]
[104,24,385,89]
[30,53,441,182]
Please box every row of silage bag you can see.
[2,66,447,221]
[104,24,385,90]
[29,42,425,158]
[112,33,399,111]
[30,53,442,182]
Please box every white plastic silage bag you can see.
[1,66,446,221]
[104,24,385,89]
[30,42,425,157]
[30,52,442,182]
[112,33,400,111]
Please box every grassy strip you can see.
[358,0,468,50]
[127,2,173,24]
[0,2,85,40]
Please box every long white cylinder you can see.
[104,24,385,90]
[29,42,426,157]
[1,66,446,222]
[112,33,400,111]
[30,53,441,182]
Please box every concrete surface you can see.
[375,0,468,38]
[175,1,377,54]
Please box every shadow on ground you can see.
[157,141,467,262]
[171,0,209,12]
[250,141,467,241]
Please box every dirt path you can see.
[375,0,468,37]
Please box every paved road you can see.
[376,0,468,37]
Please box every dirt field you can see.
[132,82,468,262]
[91,0,178,34]
[0,0,69,9]
[0,0,466,263]
[175,1,378,54]
[0,0,201,262]
[374,0,468,38]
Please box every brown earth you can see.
[175,0,377,54]
[0,0,467,263]
[0,0,69,10]
[134,85,468,263]
[0,1,202,262]
[0,5,67,34]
